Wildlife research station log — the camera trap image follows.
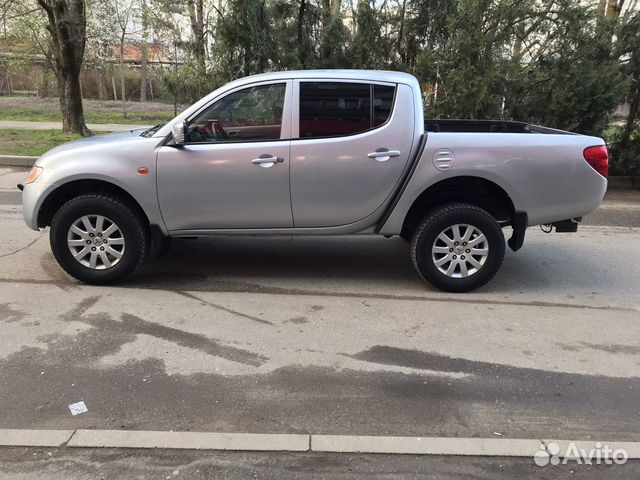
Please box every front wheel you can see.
[410,203,505,292]
[50,194,148,284]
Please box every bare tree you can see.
[36,0,90,135]
[139,0,149,101]
[108,0,137,117]
[187,0,206,79]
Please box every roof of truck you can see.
[227,69,419,86]
[152,70,422,138]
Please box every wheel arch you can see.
[37,178,151,230]
[400,176,516,238]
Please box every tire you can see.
[410,203,505,293]
[50,194,148,284]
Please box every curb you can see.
[67,430,309,451]
[1,429,640,458]
[0,155,38,167]
[0,429,74,447]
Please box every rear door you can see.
[289,80,415,227]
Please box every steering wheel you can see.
[212,120,229,141]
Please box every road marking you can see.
[0,429,74,447]
[2,429,640,457]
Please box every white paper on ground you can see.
[68,401,88,415]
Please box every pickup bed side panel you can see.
[379,132,608,235]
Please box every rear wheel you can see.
[50,194,148,284]
[410,203,505,292]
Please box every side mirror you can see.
[171,121,188,145]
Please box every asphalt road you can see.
[1,166,639,478]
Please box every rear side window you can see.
[373,85,395,127]
[299,82,396,138]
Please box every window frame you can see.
[292,79,398,140]
[183,79,293,145]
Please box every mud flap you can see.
[508,211,528,252]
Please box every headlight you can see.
[25,166,43,184]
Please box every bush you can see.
[610,126,640,176]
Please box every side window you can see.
[187,83,286,143]
[299,82,396,138]
[373,84,395,127]
[299,82,370,138]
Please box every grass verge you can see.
[0,129,90,156]
[0,96,181,125]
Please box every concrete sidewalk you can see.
[0,120,150,132]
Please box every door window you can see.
[373,84,395,127]
[187,83,286,143]
[299,82,396,138]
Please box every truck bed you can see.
[425,119,573,135]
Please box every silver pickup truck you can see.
[20,70,608,292]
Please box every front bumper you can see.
[22,181,49,231]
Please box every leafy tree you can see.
[611,8,640,174]
[505,1,627,134]
[350,1,393,69]
[212,0,275,82]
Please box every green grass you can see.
[0,107,176,125]
[0,96,182,125]
[0,129,89,156]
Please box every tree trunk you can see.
[605,0,620,21]
[396,0,407,64]
[297,0,306,67]
[120,39,127,118]
[36,0,90,136]
[330,0,340,19]
[58,73,89,135]
[140,46,148,102]
[187,0,206,91]
[98,68,107,100]
[112,74,117,100]
[140,0,149,102]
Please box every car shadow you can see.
[130,234,619,299]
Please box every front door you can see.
[289,80,414,227]
[157,81,293,231]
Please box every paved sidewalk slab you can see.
[68,429,310,451]
[0,429,74,447]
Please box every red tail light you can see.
[583,145,608,178]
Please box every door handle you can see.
[367,150,401,162]
[251,155,284,168]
